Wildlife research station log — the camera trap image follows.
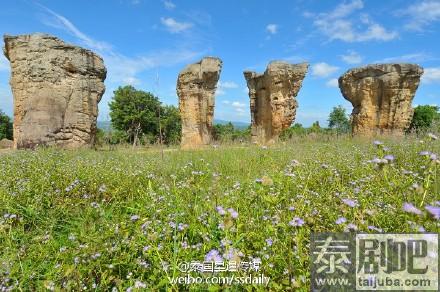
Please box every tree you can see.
[0,110,13,140]
[310,121,321,133]
[160,105,181,145]
[408,105,440,133]
[109,86,161,147]
[328,105,350,134]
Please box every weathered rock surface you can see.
[0,138,13,149]
[339,64,423,136]
[3,33,106,149]
[177,57,222,149]
[244,61,308,144]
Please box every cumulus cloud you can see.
[312,63,339,78]
[341,51,363,64]
[398,1,440,31]
[422,68,440,84]
[160,17,193,33]
[266,24,278,34]
[326,78,339,88]
[311,0,397,42]
[232,101,246,108]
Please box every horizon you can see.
[0,0,440,127]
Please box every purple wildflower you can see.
[335,217,347,225]
[266,238,273,246]
[425,205,440,219]
[368,226,383,232]
[419,151,431,156]
[402,203,422,215]
[289,217,305,227]
[342,198,358,208]
[288,206,295,211]
[345,223,358,231]
[205,249,223,262]
[384,155,395,162]
[373,140,383,146]
[130,215,140,222]
[227,208,238,219]
[216,206,226,216]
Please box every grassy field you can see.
[0,136,439,291]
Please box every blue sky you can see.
[0,0,440,126]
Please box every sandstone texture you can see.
[3,33,106,149]
[244,61,308,144]
[177,57,222,149]
[339,64,423,136]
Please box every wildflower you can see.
[373,140,383,146]
[384,155,395,162]
[430,153,438,161]
[205,249,223,262]
[342,198,358,208]
[130,215,140,222]
[255,178,263,184]
[143,245,151,252]
[134,281,146,289]
[224,247,242,260]
[289,217,305,227]
[177,223,188,231]
[425,205,440,219]
[227,208,238,219]
[90,202,99,208]
[288,206,295,211]
[402,203,422,215]
[419,151,431,156]
[216,206,226,216]
[266,238,273,246]
[335,217,347,225]
[91,253,101,260]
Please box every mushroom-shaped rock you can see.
[3,33,106,149]
[338,63,423,136]
[177,57,222,149]
[244,61,308,144]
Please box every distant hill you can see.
[97,120,250,131]
[213,119,250,129]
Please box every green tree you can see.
[0,110,13,140]
[328,105,350,134]
[310,121,321,133]
[408,105,440,133]
[160,105,181,145]
[109,86,161,147]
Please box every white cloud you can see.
[222,100,230,105]
[374,53,435,63]
[398,1,440,31]
[232,101,246,108]
[312,0,397,42]
[216,88,226,96]
[39,4,113,51]
[160,17,193,33]
[219,81,239,89]
[341,51,363,64]
[312,63,339,78]
[326,78,339,88]
[266,24,278,34]
[38,5,202,87]
[422,68,440,84]
[163,0,176,10]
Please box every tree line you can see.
[1,85,439,144]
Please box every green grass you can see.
[0,136,439,291]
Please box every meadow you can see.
[0,135,439,291]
